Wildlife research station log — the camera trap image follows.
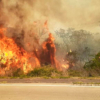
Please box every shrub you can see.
[68,70,82,77]
[12,68,24,77]
[27,66,61,77]
[84,52,100,76]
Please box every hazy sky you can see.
[48,0,100,33]
[1,0,100,33]
[61,0,100,33]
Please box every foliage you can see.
[27,66,61,77]
[12,68,24,77]
[68,70,82,77]
[55,28,99,68]
[65,50,78,67]
[84,52,100,76]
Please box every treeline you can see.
[55,28,100,72]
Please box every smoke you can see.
[0,0,62,29]
[55,28,100,69]
[0,0,50,51]
[1,0,100,32]
[0,0,100,62]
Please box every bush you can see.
[12,68,24,77]
[27,66,61,77]
[84,52,100,76]
[68,70,82,77]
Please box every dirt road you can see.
[0,84,100,100]
[0,78,100,84]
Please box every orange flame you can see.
[42,33,56,66]
[0,27,40,75]
[0,22,59,76]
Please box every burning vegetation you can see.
[1,0,100,77]
[0,22,59,76]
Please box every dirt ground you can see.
[0,78,100,84]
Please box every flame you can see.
[70,49,72,53]
[0,27,40,74]
[0,22,59,76]
[62,64,69,69]
[42,33,56,66]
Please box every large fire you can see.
[0,22,57,76]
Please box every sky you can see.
[48,0,100,33]
[1,0,100,33]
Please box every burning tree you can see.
[0,22,58,76]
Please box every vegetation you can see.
[0,60,100,78]
[27,66,61,77]
[73,82,100,85]
[0,65,87,78]
[84,52,100,77]
[55,28,100,68]
[1,29,100,78]
[68,70,82,77]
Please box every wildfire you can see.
[0,27,39,74]
[0,22,57,76]
[62,64,69,69]
[42,33,56,66]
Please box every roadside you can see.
[0,77,100,85]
